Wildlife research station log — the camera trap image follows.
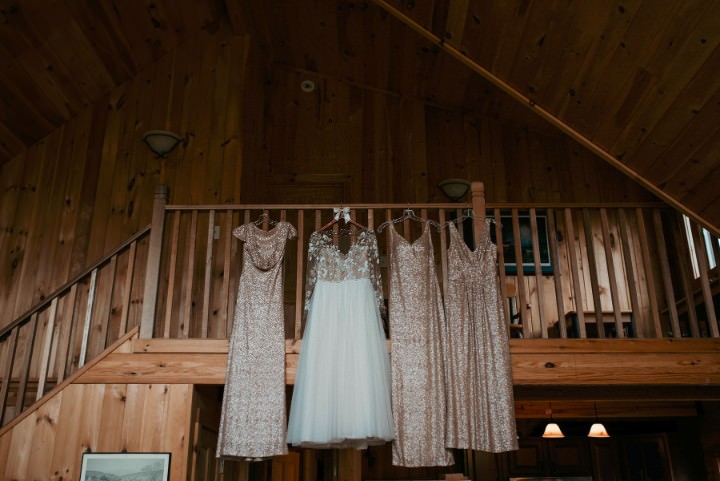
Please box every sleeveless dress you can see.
[286,229,394,449]
[444,221,518,452]
[387,223,454,467]
[217,221,296,460]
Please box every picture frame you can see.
[79,452,171,481]
[489,211,553,275]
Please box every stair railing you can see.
[0,225,150,425]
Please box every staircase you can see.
[0,226,149,426]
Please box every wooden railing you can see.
[0,227,149,425]
[138,183,720,343]
[3,182,720,425]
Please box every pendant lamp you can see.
[588,403,610,438]
[542,403,564,438]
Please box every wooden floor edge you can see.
[131,337,720,355]
[0,327,139,436]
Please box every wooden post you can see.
[139,185,169,339]
[470,181,485,248]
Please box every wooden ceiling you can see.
[1,1,719,230]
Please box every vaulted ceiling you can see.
[1,1,719,230]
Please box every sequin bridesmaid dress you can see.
[444,221,518,453]
[387,222,454,467]
[217,221,296,460]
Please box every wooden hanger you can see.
[377,208,441,233]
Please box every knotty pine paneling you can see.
[0,25,254,327]
[0,383,192,481]
[0,22,658,331]
[246,65,655,205]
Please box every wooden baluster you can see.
[36,298,58,400]
[220,209,233,339]
[600,209,624,338]
[0,328,19,425]
[59,283,78,381]
[547,209,567,338]
[456,207,464,239]
[140,184,169,339]
[511,209,530,338]
[495,209,510,327]
[294,210,305,342]
[367,209,375,230]
[470,181,485,249]
[564,208,587,338]
[691,222,719,337]
[78,268,98,367]
[636,208,662,337]
[653,209,680,337]
[582,209,605,338]
[671,212,700,337]
[119,240,137,336]
[180,210,198,338]
[201,210,216,339]
[163,211,181,338]
[439,209,448,302]
[529,208,548,338]
[15,313,39,415]
[617,209,642,338]
[99,255,118,350]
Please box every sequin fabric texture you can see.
[444,221,518,452]
[217,221,296,460]
[287,229,394,448]
[387,222,454,467]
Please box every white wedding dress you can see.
[286,229,394,449]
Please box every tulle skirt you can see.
[286,277,394,449]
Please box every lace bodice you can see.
[304,229,385,318]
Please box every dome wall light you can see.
[143,130,183,157]
[438,178,471,201]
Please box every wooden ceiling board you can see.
[1,0,719,230]
[593,0,716,150]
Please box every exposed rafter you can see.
[371,0,720,235]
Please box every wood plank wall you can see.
[0,22,657,330]
[0,383,193,481]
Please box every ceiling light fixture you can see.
[542,403,564,438]
[588,403,610,438]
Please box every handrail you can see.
[165,201,666,211]
[0,225,151,340]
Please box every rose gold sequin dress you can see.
[387,222,454,467]
[444,221,518,453]
[217,221,296,460]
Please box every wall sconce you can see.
[542,403,564,438]
[438,178,471,201]
[588,403,610,438]
[143,130,182,157]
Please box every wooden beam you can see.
[370,0,720,236]
[76,338,720,389]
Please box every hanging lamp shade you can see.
[542,422,565,438]
[588,422,610,438]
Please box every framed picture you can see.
[79,453,171,481]
[489,211,553,274]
